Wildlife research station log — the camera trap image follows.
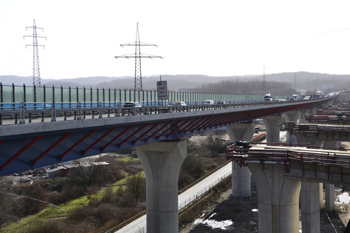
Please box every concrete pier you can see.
[136,140,187,233]
[293,132,325,147]
[283,111,299,145]
[299,109,310,123]
[226,123,254,197]
[301,181,320,233]
[263,115,282,143]
[323,140,340,150]
[325,183,335,212]
[323,141,338,212]
[248,163,301,233]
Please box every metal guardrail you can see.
[0,98,328,126]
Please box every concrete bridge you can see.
[227,143,350,233]
[224,100,350,233]
[0,96,335,233]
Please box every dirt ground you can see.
[180,179,348,233]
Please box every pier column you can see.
[293,132,325,147]
[323,142,338,212]
[263,115,282,142]
[325,183,335,212]
[248,163,301,233]
[283,111,299,145]
[226,123,254,197]
[298,109,309,123]
[136,140,187,233]
[323,140,340,150]
[301,181,320,233]
[295,134,325,212]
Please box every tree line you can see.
[193,78,296,95]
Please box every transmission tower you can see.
[24,19,46,87]
[115,23,162,90]
[262,65,266,95]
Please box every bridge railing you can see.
[226,146,350,168]
[0,98,320,125]
[2,83,291,104]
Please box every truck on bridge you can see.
[264,93,273,102]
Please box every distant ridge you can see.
[0,72,348,91]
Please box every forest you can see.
[193,79,296,95]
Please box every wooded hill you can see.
[193,79,296,95]
[0,71,348,93]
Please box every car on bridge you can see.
[174,101,187,107]
[122,102,144,115]
[203,100,214,105]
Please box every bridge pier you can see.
[294,132,325,211]
[283,111,299,145]
[323,140,340,150]
[263,115,282,143]
[328,98,335,106]
[325,183,335,212]
[136,140,187,233]
[226,123,254,197]
[293,132,325,147]
[298,109,310,123]
[323,141,339,212]
[248,163,301,233]
[301,181,321,233]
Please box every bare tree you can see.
[126,173,146,203]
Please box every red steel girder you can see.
[157,120,181,140]
[187,116,217,133]
[205,114,231,129]
[119,124,149,147]
[60,129,97,159]
[167,118,192,137]
[33,132,73,165]
[185,116,211,133]
[218,112,240,127]
[83,127,117,155]
[102,125,134,150]
[215,112,236,127]
[133,122,161,144]
[236,112,249,122]
[207,114,231,128]
[146,121,173,141]
[198,115,220,130]
[220,112,241,126]
[179,118,203,134]
[248,109,263,120]
[0,135,43,171]
[191,115,225,132]
[230,112,246,123]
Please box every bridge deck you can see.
[0,97,333,176]
[227,143,350,184]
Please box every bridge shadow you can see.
[320,209,345,232]
[186,179,347,233]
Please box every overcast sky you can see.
[1,0,350,80]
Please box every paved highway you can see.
[115,162,232,233]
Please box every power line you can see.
[115,23,162,91]
[295,27,350,40]
[23,19,46,87]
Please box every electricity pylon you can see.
[24,19,46,87]
[115,23,162,90]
